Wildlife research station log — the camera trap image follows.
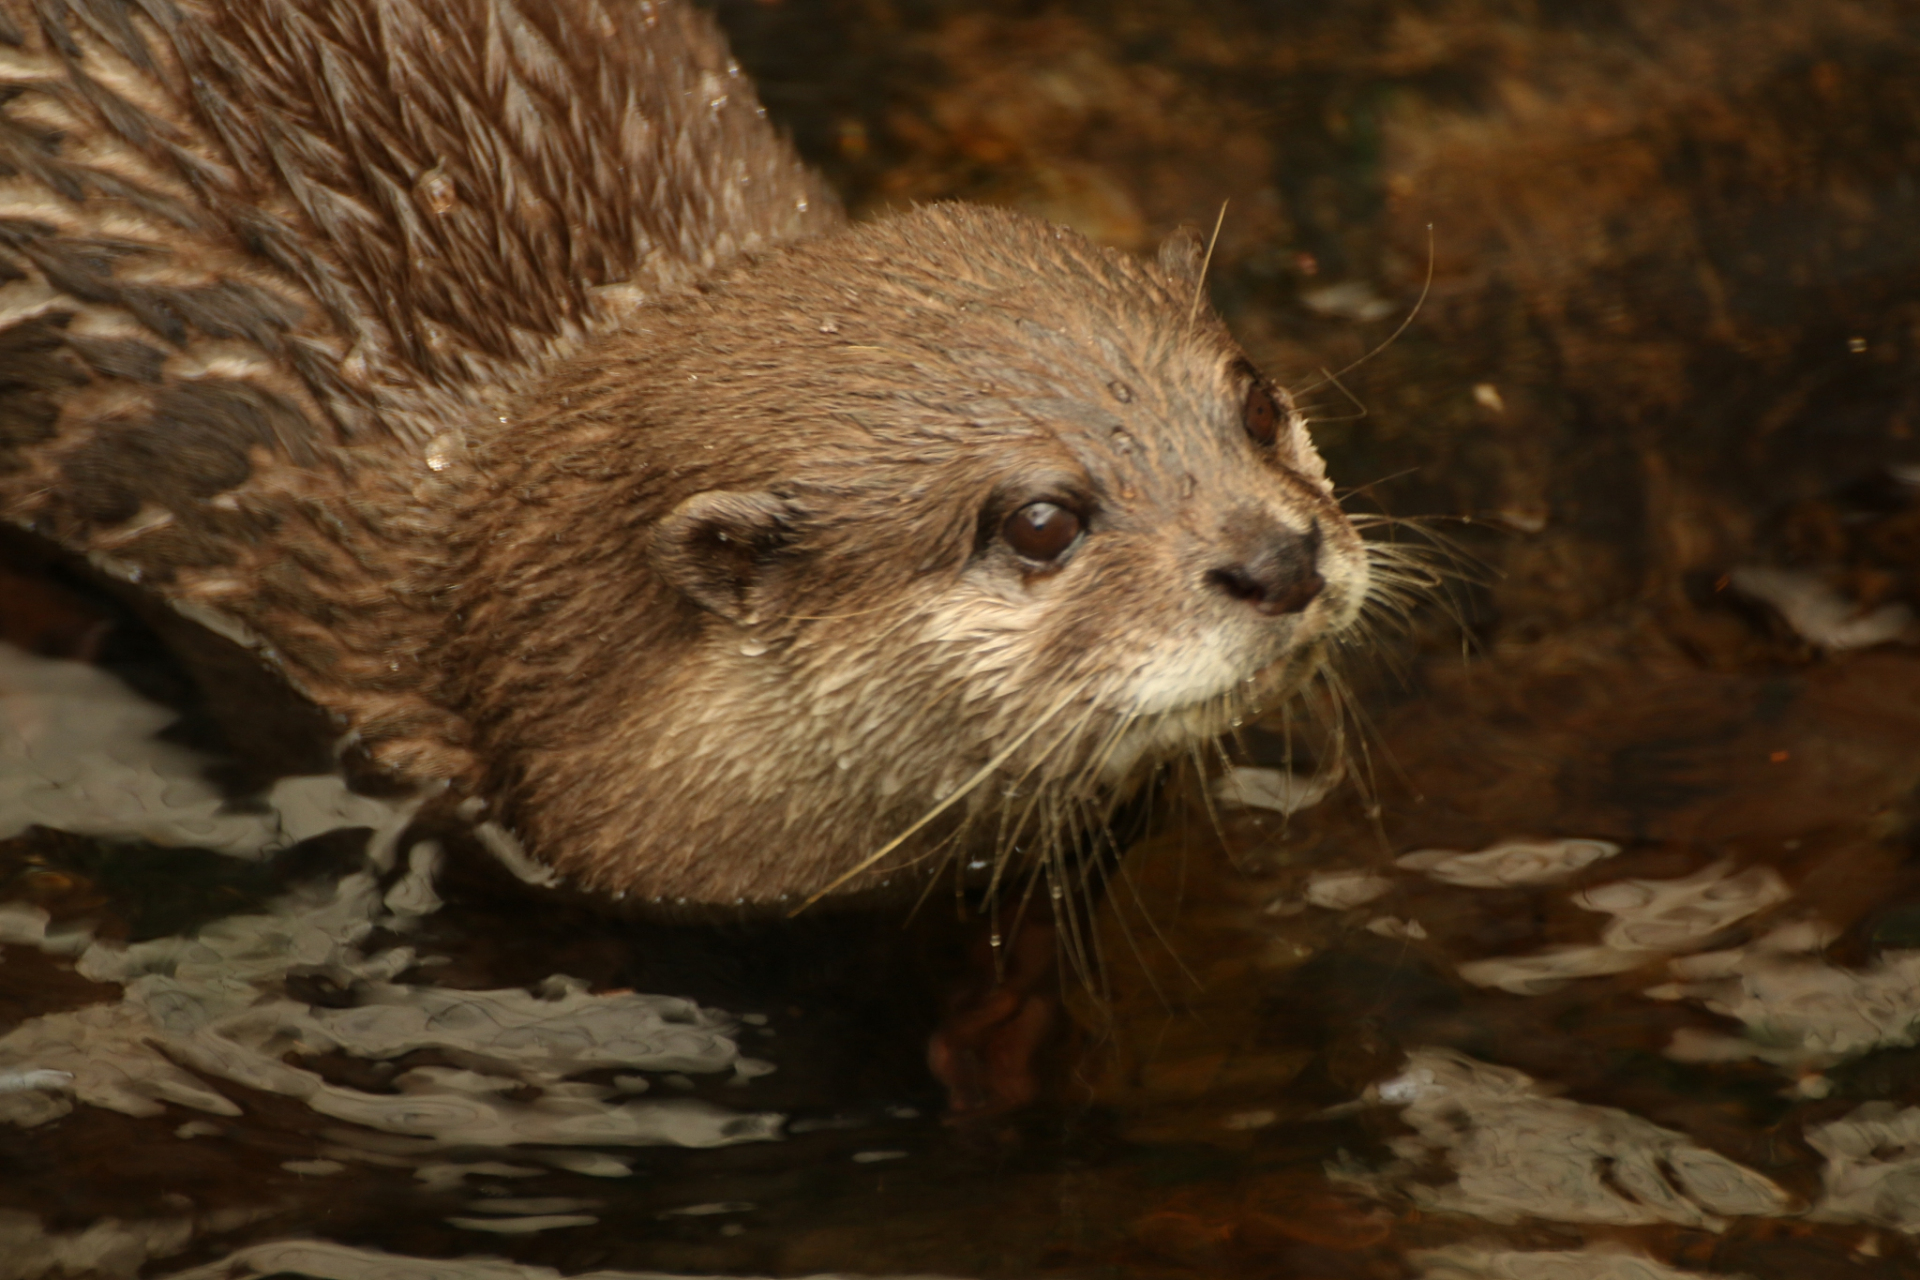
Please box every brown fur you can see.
[0,0,1370,907]
[0,0,836,778]
[445,205,1367,903]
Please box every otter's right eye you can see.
[1003,502,1082,562]
[1243,381,1282,447]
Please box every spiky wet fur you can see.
[446,205,1369,906]
[0,0,836,780]
[0,0,1375,910]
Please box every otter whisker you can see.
[998,821,1059,982]
[1187,200,1230,331]
[907,821,978,924]
[983,691,1109,903]
[1336,468,1426,502]
[1056,703,1211,999]
[1045,704,1149,990]
[1294,222,1436,399]
[793,685,1087,913]
[1074,700,1144,801]
[1187,739,1236,867]
[1069,803,1119,986]
[1079,821,1179,1005]
[1362,546,1483,600]
[1351,512,1489,587]
[1315,662,1398,828]
[1051,849,1097,993]
[975,679,1181,998]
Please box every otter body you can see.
[0,0,1369,906]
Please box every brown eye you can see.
[1243,381,1281,447]
[1002,501,1082,562]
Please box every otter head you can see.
[447,203,1368,909]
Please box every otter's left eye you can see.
[1243,382,1282,447]
[1003,502,1082,562]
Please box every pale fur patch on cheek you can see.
[915,547,1357,758]
[921,573,1258,720]
[916,585,1052,696]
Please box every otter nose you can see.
[1207,520,1325,617]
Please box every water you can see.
[5,0,1920,1276]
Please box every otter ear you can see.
[648,490,798,624]
[1157,226,1206,290]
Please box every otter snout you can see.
[1207,516,1325,617]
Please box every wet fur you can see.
[0,0,1370,908]
[449,205,1367,904]
[0,0,836,777]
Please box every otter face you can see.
[896,346,1367,784]
[466,202,1372,906]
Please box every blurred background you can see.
[717,0,1920,658]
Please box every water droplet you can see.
[414,165,457,216]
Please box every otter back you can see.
[0,0,1373,910]
[0,0,838,775]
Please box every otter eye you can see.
[1002,501,1082,562]
[1243,381,1282,447]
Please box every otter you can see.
[0,0,1369,908]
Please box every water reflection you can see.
[8,588,1920,1271]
